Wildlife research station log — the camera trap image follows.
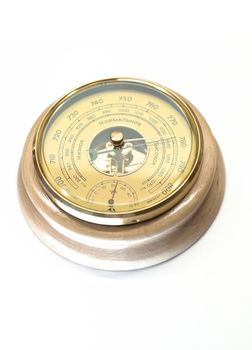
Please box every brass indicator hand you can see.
[122,136,175,143]
[87,136,176,156]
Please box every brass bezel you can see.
[33,78,203,225]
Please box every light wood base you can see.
[18,99,225,271]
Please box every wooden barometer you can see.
[18,78,225,270]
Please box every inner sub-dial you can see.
[87,126,148,176]
[86,180,138,212]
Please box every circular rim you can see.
[33,78,203,225]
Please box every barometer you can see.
[18,78,225,270]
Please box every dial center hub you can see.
[110,130,124,147]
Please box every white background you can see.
[1,1,252,349]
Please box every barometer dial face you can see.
[34,78,202,225]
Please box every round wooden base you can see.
[17,100,225,271]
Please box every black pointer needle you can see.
[108,180,118,206]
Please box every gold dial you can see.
[34,78,202,225]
